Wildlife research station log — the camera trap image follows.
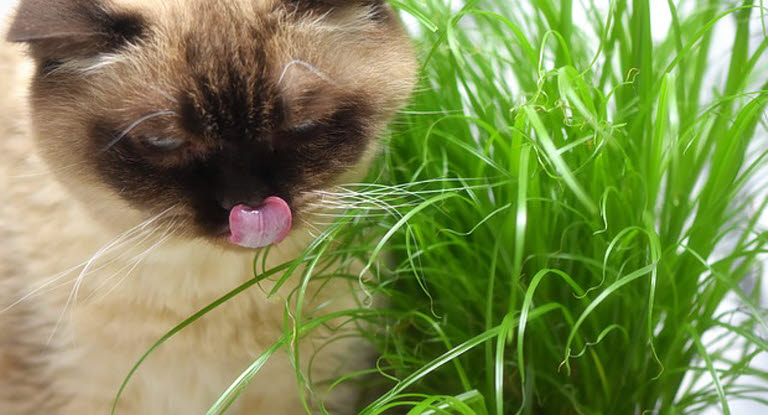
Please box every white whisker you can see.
[95,220,181,302]
[278,59,335,86]
[300,218,323,239]
[102,111,176,151]
[83,220,173,301]
[46,207,177,344]
[8,161,87,180]
[0,264,83,315]
[69,208,175,302]
[148,85,179,104]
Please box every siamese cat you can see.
[0,0,416,413]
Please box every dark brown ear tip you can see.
[4,8,52,44]
[5,3,48,43]
[6,14,26,43]
[6,28,33,43]
[5,0,147,57]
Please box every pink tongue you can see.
[228,197,293,249]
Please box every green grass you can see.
[115,1,768,414]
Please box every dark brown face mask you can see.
[7,0,416,247]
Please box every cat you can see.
[0,0,416,413]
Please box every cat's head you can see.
[7,0,417,248]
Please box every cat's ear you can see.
[6,0,144,58]
[7,0,100,43]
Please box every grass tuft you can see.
[117,1,768,414]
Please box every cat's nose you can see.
[216,194,265,211]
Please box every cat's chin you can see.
[185,225,300,252]
[210,235,263,251]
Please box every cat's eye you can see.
[140,136,186,151]
[291,121,321,135]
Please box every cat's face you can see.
[8,0,416,248]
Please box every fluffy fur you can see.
[0,0,416,413]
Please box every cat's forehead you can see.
[84,0,410,112]
[101,0,394,82]
[10,0,413,91]
[93,1,361,119]
[14,0,416,140]
[107,0,381,29]
[109,0,278,16]
[116,0,283,35]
